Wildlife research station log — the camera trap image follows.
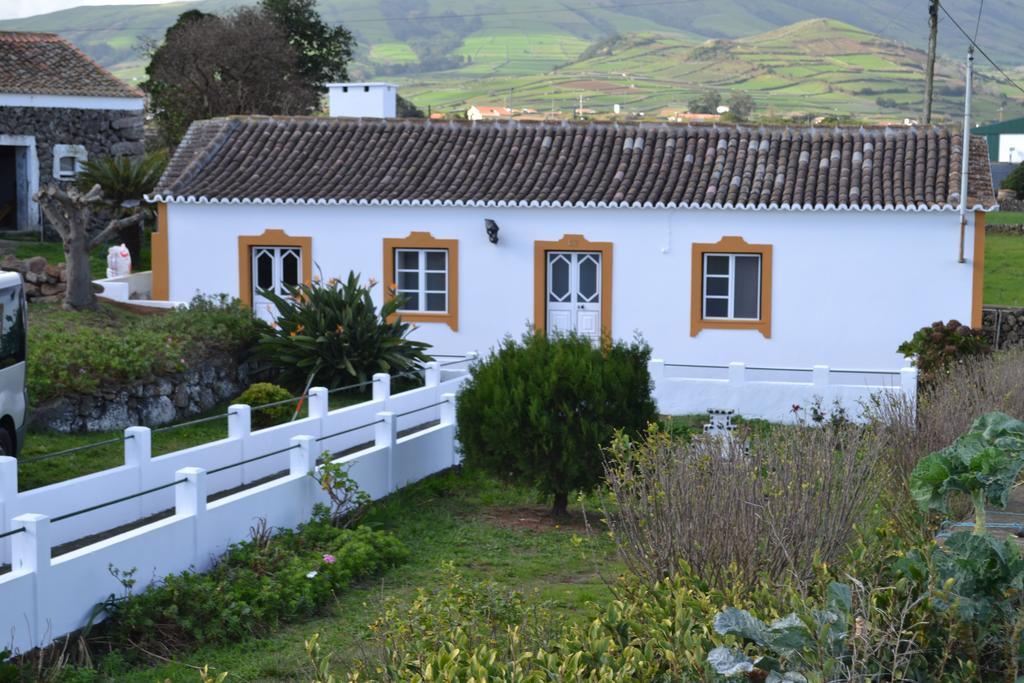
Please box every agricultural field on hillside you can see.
[399,20,1016,123]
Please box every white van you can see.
[0,271,26,455]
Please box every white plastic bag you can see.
[106,244,131,278]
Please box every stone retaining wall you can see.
[982,306,1024,349]
[29,355,252,433]
[0,254,66,302]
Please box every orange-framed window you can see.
[690,236,772,338]
[383,232,458,331]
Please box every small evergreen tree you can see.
[1002,163,1024,196]
[455,331,657,516]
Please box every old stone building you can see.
[0,31,145,232]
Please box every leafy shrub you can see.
[234,382,294,428]
[910,411,1024,533]
[28,294,261,403]
[1002,162,1024,196]
[604,422,884,589]
[100,513,407,659]
[455,331,656,515]
[897,319,990,385]
[252,272,432,391]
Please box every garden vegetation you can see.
[28,295,261,403]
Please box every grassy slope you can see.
[118,468,619,681]
[399,19,1014,122]
[985,232,1024,307]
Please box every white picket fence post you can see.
[12,512,51,646]
[0,456,15,548]
[373,373,391,405]
[124,426,151,517]
[308,387,329,421]
[424,361,442,388]
[812,365,830,389]
[441,393,458,466]
[228,404,251,485]
[376,411,396,493]
[901,367,919,415]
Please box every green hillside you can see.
[399,19,1021,124]
[1,1,1022,122]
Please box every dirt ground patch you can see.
[479,505,598,533]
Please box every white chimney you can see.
[326,82,398,118]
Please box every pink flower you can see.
[322,553,336,564]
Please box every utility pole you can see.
[958,46,974,264]
[924,0,938,123]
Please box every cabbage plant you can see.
[909,412,1024,534]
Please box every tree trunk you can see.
[551,490,569,518]
[64,234,97,310]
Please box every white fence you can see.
[0,360,473,654]
[649,359,918,423]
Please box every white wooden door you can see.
[252,246,302,323]
[546,251,601,340]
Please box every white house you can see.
[467,104,512,121]
[146,117,995,371]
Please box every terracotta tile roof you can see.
[151,116,996,211]
[0,31,143,99]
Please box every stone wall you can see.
[981,306,1024,349]
[0,254,66,302]
[29,355,252,433]
[0,106,144,175]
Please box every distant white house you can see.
[466,104,512,121]
[147,107,996,372]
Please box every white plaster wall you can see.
[0,93,144,111]
[998,134,1024,163]
[326,83,397,118]
[166,203,979,369]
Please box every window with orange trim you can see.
[690,236,772,338]
[383,232,458,331]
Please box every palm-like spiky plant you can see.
[76,151,169,265]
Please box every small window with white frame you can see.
[394,248,448,313]
[52,144,88,180]
[702,253,761,320]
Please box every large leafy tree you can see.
[144,2,352,146]
[260,0,354,87]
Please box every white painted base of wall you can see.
[650,359,918,423]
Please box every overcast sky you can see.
[0,0,191,21]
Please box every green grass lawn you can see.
[989,211,1024,226]
[116,468,619,681]
[18,390,372,491]
[985,233,1024,307]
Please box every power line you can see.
[972,0,984,42]
[937,0,1024,98]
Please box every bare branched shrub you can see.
[868,346,1024,521]
[604,423,883,590]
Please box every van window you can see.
[0,286,26,368]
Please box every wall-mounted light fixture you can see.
[485,218,500,244]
